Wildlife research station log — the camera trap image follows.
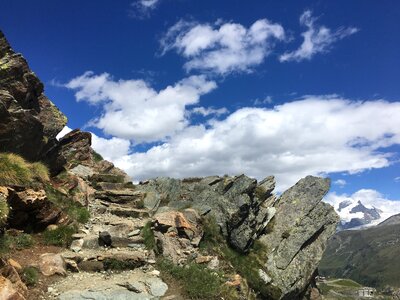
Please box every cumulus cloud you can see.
[65,72,217,143]
[190,106,229,117]
[325,189,400,226]
[280,10,358,62]
[160,19,285,75]
[95,97,400,191]
[129,0,161,19]
[91,134,132,162]
[333,179,347,187]
[56,126,73,140]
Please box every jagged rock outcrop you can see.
[258,176,339,299]
[0,30,67,162]
[134,175,339,299]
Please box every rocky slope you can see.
[319,220,400,289]
[0,30,339,300]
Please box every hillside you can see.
[319,221,400,288]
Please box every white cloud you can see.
[190,106,229,117]
[96,97,400,191]
[91,134,131,162]
[253,96,273,106]
[280,10,358,62]
[56,126,73,140]
[160,19,285,75]
[333,179,347,187]
[129,0,161,19]
[65,72,217,143]
[395,176,400,182]
[325,189,400,226]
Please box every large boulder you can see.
[258,176,339,299]
[0,30,67,161]
[5,187,67,231]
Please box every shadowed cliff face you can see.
[0,30,67,162]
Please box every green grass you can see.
[0,198,9,227]
[103,258,140,271]
[43,225,75,247]
[199,217,278,299]
[0,232,34,253]
[334,279,362,288]
[320,223,400,288]
[45,184,90,224]
[92,151,104,162]
[21,266,39,286]
[157,258,225,299]
[141,221,155,250]
[0,152,49,186]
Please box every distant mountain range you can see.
[319,213,400,288]
[336,199,382,230]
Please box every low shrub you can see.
[157,258,224,299]
[45,184,90,224]
[0,199,9,227]
[103,258,138,271]
[43,225,75,247]
[21,266,39,286]
[141,221,155,250]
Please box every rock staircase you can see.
[46,173,170,300]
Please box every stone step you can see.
[107,206,150,218]
[61,249,151,273]
[94,189,145,204]
[47,269,168,299]
[94,181,134,191]
[90,173,127,184]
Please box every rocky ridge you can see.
[0,30,339,300]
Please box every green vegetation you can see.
[45,184,90,224]
[92,151,104,162]
[320,223,400,288]
[0,232,34,253]
[103,258,139,271]
[141,221,155,250]
[199,217,277,299]
[21,266,39,286]
[0,152,49,186]
[43,225,75,247]
[157,258,225,299]
[0,198,9,227]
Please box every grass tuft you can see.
[141,221,155,250]
[43,225,75,247]
[45,184,90,224]
[0,152,49,186]
[21,266,39,286]
[0,232,34,253]
[0,198,9,227]
[157,258,224,299]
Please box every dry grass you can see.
[0,152,49,186]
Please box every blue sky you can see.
[1,1,400,216]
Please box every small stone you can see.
[71,233,86,239]
[147,259,156,264]
[46,224,58,231]
[7,258,22,270]
[98,231,112,247]
[207,256,219,270]
[195,255,213,264]
[128,229,141,237]
[70,239,84,252]
[150,270,160,276]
